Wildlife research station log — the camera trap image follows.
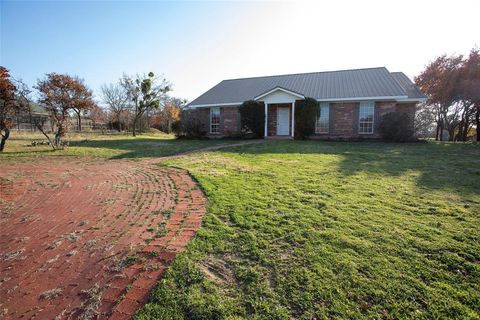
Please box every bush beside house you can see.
[239,100,265,138]
[379,112,415,142]
[172,109,206,139]
[294,98,319,139]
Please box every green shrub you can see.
[294,97,319,139]
[379,112,415,142]
[239,100,265,138]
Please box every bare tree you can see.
[100,82,129,131]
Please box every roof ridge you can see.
[222,67,388,82]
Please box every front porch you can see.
[264,103,294,138]
[255,87,303,138]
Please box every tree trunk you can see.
[116,113,122,132]
[0,127,10,152]
[439,121,444,141]
[462,121,469,141]
[74,110,82,132]
[448,129,455,141]
[133,102,139,137]
[476,107,480,142]
[54,124,64,148]
[33,119,56,150]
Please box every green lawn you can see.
[0,131,233,161]
[2,134,479,319]
[136,141,480,320]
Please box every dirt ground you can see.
[0,157,206,319]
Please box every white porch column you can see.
[291,102,295,137]
[264,103,268,137]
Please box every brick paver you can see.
[0,157,206,319]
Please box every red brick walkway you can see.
[0,157,206,319]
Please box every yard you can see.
[1,134,479,319]
[139,141,479,319]
[0,131,234,161]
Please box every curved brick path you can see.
[0,157,206,319]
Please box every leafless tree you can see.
[100,82,129,131]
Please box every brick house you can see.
[187,67,426,139]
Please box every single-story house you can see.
[187,67,427,139]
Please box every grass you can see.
[0,131,234,161]
[135,141,480,320]
[2,132,479,318]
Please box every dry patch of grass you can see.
[39,288,63,300]
[198,255,236,285]
[77,285,103,320]
[3,249,26,261]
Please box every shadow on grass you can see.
[69,138,240,159]
[219,140,480,196]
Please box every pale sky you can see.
[1,0,479,102]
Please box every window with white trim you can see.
[359,102,374,134]
[210,107,220,134]
[316,103,330,134]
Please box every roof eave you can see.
[187,102,241,109]
[317,95,409,102]
[396,97,427,103]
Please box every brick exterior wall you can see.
[190,107,241,138]
[330,102,357,138]
[222,107,241,136]
[267,105,277,137]
[311,101,417,139]
[193,101,416,139]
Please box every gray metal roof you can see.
[189,67,425,106]
[390,72,427,99]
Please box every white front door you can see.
[276,107,290,135]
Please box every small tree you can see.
[72,98,94,132]
[294,97,319,139]
[239,100,265,138]
[379,112,414,142]
[100,82,129,131]
[88,105,108,130]
[0,67,18,151]
[121,72,170,136]
[36,73,95,148]
[151,97,184,133]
